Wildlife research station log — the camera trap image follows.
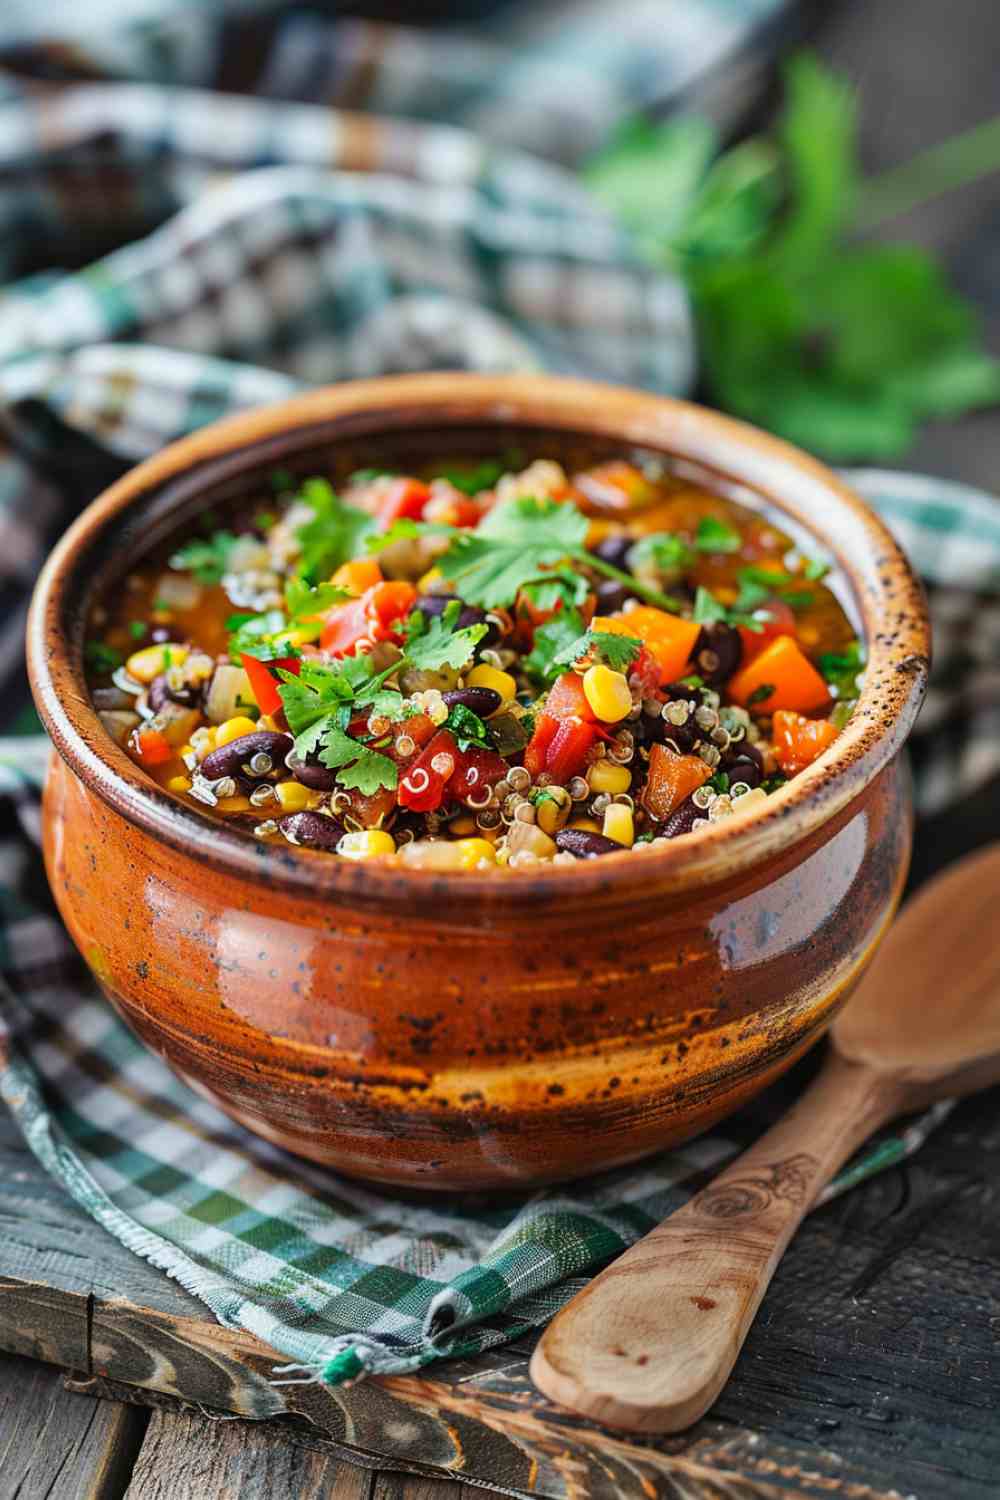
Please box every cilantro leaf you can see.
[170,530,239,584]
[747,683,776,706]
[228,609,296,663]
[627,533,694,575]
[295,478,379,581]
[433,458,506,495]
[85,641,124,675]
[692,586,763,632]
[818,639,865,699]
[735,567,814,611]
[403,600,488,671]
[695,516,742,554]
[435,497,589,610]
[315,722,397,795]
[553,628,643,673]
[445,703,493,751]
[284,576,348,621]
[521,607,587,685]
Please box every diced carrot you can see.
[727,635,830,715]
[640,743,711,822]
[331,558,382,595]
[593,608,701,686]
[130,727,173,767]
[545,671,595,722]
[772,710,839,775]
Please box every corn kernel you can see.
[587,761,632,795]
[125,642,188,684]
[417,566,446,591]
[583,664,632,723]
[274,781,312,813]
[216,795,252,813]
[602,803,634,847]
[337,830,396,860]
[215,715,259,747]
[534,786,572,835]
[569,817,601,833]
[167,775,192,794]
[466,664,517,702]
[454,838,497,868]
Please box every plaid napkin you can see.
[1,0,998,1388]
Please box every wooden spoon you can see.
[530,843,1000,1434]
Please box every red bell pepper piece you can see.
[449,742,508,802]
[545,718,598,782]
[738,599,797,661]
[320,595,371,655]
[320,581,418,655]
[524,712,558,778]
[241,652,300,717]
[397,729,459,812]
[376,478,431,527]
[545,671,595,722]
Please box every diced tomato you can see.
[628,645,662,700]
[241,652,300,717]
[545,718,598,782]
[376,478,431,527]
[319,581,417,655]
[343,785,397,829]
[397,729,459,812]
[385,712,438,764]
[524,712,559,778]
[641,743,711,822]
[449,742,508,802]
[368,581,418,642]
[320,595,371,655]
[450,496,484,529]
[545,671,595,722]
[738,599,797,661]
[130,727,173,767]
[772,709,839,775]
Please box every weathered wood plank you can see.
[0,1351,147,1500]
[6,1091,1000,1498]
[123,1407,370,1500]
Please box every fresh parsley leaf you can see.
[284,576,348,622]
[403,600,487,671]
[434,458,506,495]
[169,531,238,584]
[553,627,643,673]
[519,573,590,610]
[85,641,123,675]
[254,510,277,531]
[295,478,379,582]
[128,621,147,640]
[314,722,398,795]
[762,774,789,794]
[695,516,742,553]
[818,639,865,699]
[445,703,494,751]
[692,586,763,632]
[522,607,587,685]
[627,532,694,575]
[707,771,731,793]
[747,683,776,706]
[735,567,814,611]
[227,609,293,663]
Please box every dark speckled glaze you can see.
[28,376,930,1189]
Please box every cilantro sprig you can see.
[278,657,404,796]
[818,639,865,700]
[170,530,239,584]
[522,607,588,684]
[403,601,487,671]
[552,627,643,673]
[294,478,380,582]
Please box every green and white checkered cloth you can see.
[0,0,998,1389]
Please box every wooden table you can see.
[3,0,1000,1495]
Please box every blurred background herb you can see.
[585,53,1000,461]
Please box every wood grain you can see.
[0,1350,147,1500]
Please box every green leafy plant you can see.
[403,601,488,671]
[585,53,1000,460]
[552,627,643,673]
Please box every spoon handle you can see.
[530,1051,906,1434]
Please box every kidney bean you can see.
[691,623,743,686]
[554,829,623,859]
[595,578,636,613]
[592,535,633,570]
[148,672,196,711]
[201,730,293,782]
[442,686,502,718]
[279,811,345,849]
[286,754,340,791]
[660,795,704,839]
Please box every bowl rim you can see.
[27,372,930,907]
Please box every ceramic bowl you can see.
[27,375,930,1189]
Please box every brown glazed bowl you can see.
[27,375,929,1190]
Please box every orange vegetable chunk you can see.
[727,634,830,714]
[772,709,839,775]
[592,607,701,686]
[640,743,711,822]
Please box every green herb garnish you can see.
[692,586,763,632]
[818,639,865,699]
[522,607,588,685]
[128,621,147,640]
[434,458,506,495]
[445,703,494,751]
[85,641,123,675]
[277,658,404,796]
[169,531,239,584]
[695,516,742,554]
[294,478,379,582]
[626,532,694,579]
[403,600,488,672]
[747,683,776,706]
[552,627,643,674]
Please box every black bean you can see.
[279,811,345,850]
[724,745,763,788]
[286,755,340,791]
[595,579,636,613]
[442,686,502,718]
[201,730,293,782]
[660,795,704,839]
[652,717,698,754]
[692,623,743,686]
[592,535,633,570]
[148,672,196,711]
[554,829,623,859]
